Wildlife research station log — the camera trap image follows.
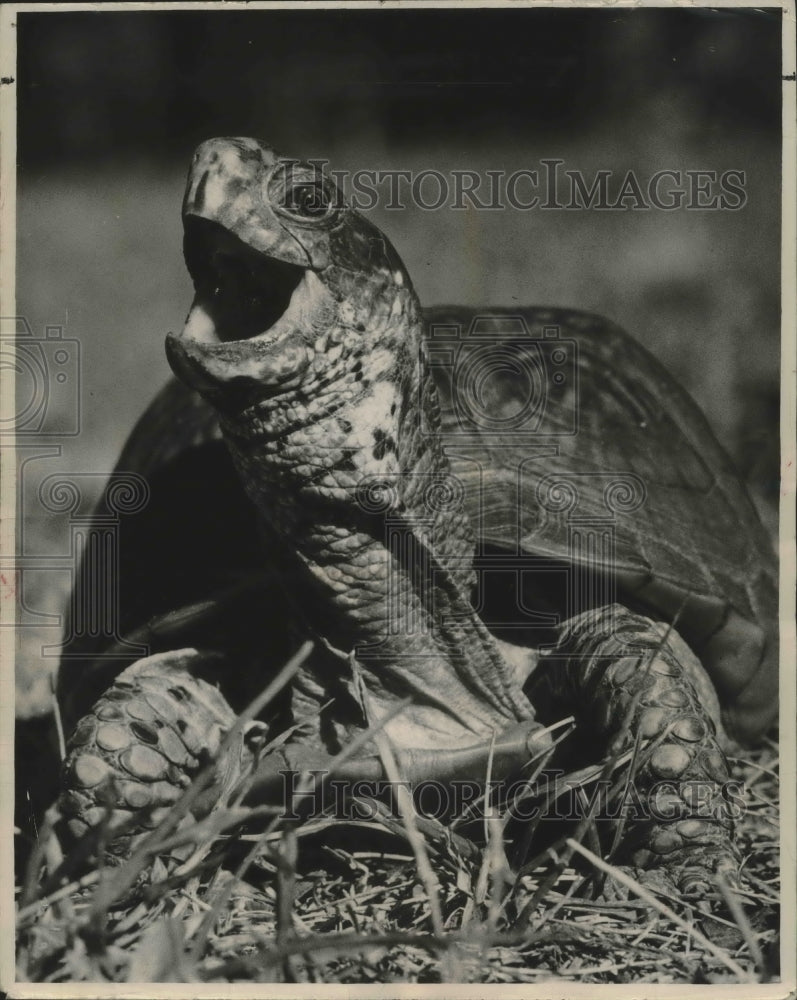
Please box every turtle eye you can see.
[287,182,330,218]
[269,162,343,224]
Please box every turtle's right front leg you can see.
[527,605,740,896]
[58,648,264,864]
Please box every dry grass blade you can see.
[275,826,300,981]
[603,719,645,867]
[186,693,417,963]
[373,731,445,937]
[125,917,192,982]
[236,640,315,728]
[19,806,59,911]
[50,673,67,762]
[485,810,510,933]
[565,839,757,983]
[17,870,100,926]
[714,872,768,976]
[510,752,635,918]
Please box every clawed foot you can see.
[58,649,269,866]
[594,859,738,905]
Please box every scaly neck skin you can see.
[218,283,533,746]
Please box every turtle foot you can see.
[590,858,738,913]
[590,862,678,903]
[630,834,740,896]
[530,605,741,902]
[58,648,262,865]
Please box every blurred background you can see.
[14,7,782,713]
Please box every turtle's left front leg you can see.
[527,605,740,896]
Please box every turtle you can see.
[56,137,778,896]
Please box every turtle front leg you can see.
[527,605,740,896]
[58,649,266,865]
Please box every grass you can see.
[15,649,780,986]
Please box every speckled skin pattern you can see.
[58,138,765,887]
[167,138,534,749]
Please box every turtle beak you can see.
[167,217,332,407]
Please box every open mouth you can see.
[182,217,310,345]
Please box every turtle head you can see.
[167,137,418,413]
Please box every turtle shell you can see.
[427,306,777,745]
[57,307,777,745]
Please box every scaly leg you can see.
[527,604,739,896]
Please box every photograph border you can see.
[1,2,794,997]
